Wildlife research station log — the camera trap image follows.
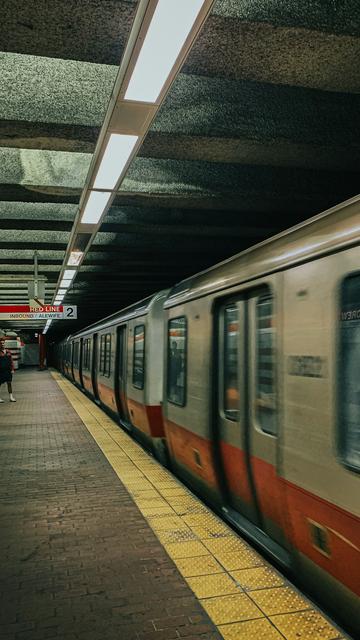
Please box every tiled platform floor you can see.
[0,369,221,640]
[0,369,350,640]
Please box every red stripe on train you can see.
[164,419,360,596]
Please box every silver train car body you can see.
[58,196,360,634]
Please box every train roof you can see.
[66,289,168,341]
[164,194,360,308]
[62,195,359,344]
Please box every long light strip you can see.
[81,191,111,224]
[93,134,139,190]
[125,0,206,103]
[52,0,214,308]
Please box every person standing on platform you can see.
[0,336,16,402]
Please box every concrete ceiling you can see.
[0,0,360,336]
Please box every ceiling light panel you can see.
[125,0,206,103]
[81,191,111,225]
[59,279,72,288]
[93,134,139,190]
[63,269,76,280]
[67,251,83,266]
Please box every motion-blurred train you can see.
[57,196,360,633]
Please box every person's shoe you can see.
[0,398,4,403]
[9,395,16,402]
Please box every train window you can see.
[73,342,79,368]
[167,317,187,406]
[100,333,111,376]
[105,334,111,376]
[100,335,105,373]
[133,325,145,389]
[256,293,277,435]
[340,274,360,471]
[223,305,239,421]
[87,339,91,369]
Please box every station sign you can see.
[0,305,77,320]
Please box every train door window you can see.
[100,335,105,374]
[99,333,111,376]
[223,305,239,421]
[86,340,89,369]
[83,339,90,370]
[82,341,86,369]
[256,291,277,435]
[133,325,145,389]
[104,334,112,377]
[73,342,79,368]
[167,317,187,406]
[339,274,360,471]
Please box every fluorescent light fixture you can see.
[57,289,67,296]
[93,134,139,190]
[67,251,83,266]
[60,279,72,288]
[43,319,52,334]
[63,269,76,280]
[125,0,206,103]
[81,191,111,224]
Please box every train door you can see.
[216,298,259,526]
[216,282,289,553]
[70,340,75,380]
[92,333,99,401]
[79,338,84,387]
[115,325,130,423]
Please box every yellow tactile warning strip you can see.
[52,372,348,640]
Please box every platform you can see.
[0,369,350,640]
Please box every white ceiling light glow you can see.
[67,251,83,266]
[59,279,72,289]
[63,269,76,280]
[125,0,206,103]
[93,134,139,190]
[52,0,214,307]
[81,191,111,224]
[43,319,52,334]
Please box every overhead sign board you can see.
[0,305,77,320]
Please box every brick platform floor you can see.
[0,369,221,640]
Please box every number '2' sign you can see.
[63,306,77,319]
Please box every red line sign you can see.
[0,306,64,312]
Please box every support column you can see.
[39,333,46,370]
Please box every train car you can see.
[162,195,360,629]
[57,195,360,633]
[63,337,72,378]
[66,290,169,461]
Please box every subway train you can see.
[57,195,360,634]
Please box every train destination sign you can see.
[0,305,77,320]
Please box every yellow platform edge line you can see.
[51,371,347,640]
